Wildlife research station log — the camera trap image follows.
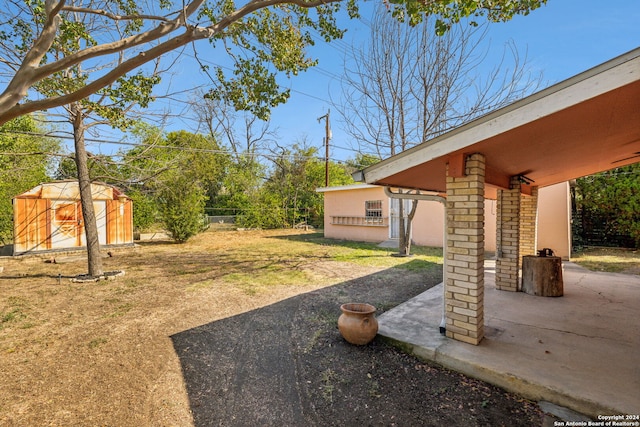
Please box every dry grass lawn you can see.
[0,229,440,426]
[571,247,640,275]
[2,228,635,426]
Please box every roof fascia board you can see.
[363,47,640,184]
[315,183,380,193]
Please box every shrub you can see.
[127,188,158,232]
[158,180,208,243]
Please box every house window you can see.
[365,200,383,217]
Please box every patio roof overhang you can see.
[360,47,640,199]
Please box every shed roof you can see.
[14,180,129,201]
[360,47,640,199]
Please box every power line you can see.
[177,50,335,105]
[0,129,361,164]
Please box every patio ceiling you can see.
[360,48,640,199]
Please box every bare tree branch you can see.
[60,6,171,23]
[335,4,543,255]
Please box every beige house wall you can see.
[319,182,570,257]
[322,185,390,243]
[538,181,572,259]
[411,201,445,247]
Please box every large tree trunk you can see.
[398,195,419,257]
[399,211,409,256]
[71,103,104,277]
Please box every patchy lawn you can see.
[0,229,544,426]
[572,247,640,275]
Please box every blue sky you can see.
[261,0,640,162]
[92,1,640,162]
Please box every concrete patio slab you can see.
[377,261,640,420]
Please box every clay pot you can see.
[338,303,378,345]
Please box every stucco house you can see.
[318,182,571,258]
[353,47,640,346]
[13,180,133,255]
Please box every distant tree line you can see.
[0,116,60,245]
[0,116,362,244]
[572,163,640,249]
[3,114,638,247]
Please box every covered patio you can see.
[358,47,640,346]
[377,260,640,418]
[357,47,640,418]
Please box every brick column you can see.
[519,186,539,257]
[445,153,485,345]
[495,177,521,291]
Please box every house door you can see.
[389,198,411,239]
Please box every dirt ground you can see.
[1,229,545,426]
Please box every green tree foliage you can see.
[122,128,226,240]
[345,153,382,172]
[0,115,59,244]
[210,157,264,217]
[164,130,228,203]
[0,1,546,126]
[124,129,227,191]
[53,152,120,183]
[157,176,208,243]
[238,144,353,229]
[573,164,640,248]
[238,190,289,229]
[127,188,158,233]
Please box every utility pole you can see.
[317,109,331,187]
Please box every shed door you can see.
[95,201,107,244]
[80,201,107,246]
[50,201,80,249]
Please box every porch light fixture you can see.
[517,174,535,185]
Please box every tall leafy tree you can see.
[29,6,162,278]
[212,156,265,217]
[0,115,60,244]
[163,130,228,203]
[0,1,547,126]
[242,143,352,228]
[157,175,208,243]
[336,6,542,255]
[189,91,276,218]
[122,129,227,241]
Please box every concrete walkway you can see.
[377,261,640,419]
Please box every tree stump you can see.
[521,256,563,297]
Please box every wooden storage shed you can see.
[13,180,133,255]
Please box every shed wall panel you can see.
[105,199,133,245]
[13,198,50,253]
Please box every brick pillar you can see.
[519,186,539,257]
[445,153,485,345]
[495,177,521,291]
